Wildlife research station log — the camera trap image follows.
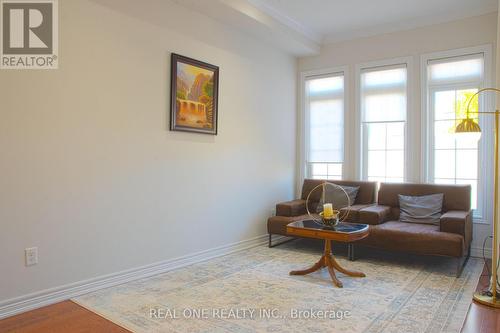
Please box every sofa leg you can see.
[456,247,471,278]
[268,234,272,248]
[348,244,355,261]
[456,258,462,278]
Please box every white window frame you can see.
[421,45,494,224]
[355,57,413,182]
[298,66,348,193]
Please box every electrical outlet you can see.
[25,247,38,266]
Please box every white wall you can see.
[0,0,296,303]
[299,13,497,256]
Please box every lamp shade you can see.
[454,118,482,143]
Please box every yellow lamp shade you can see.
[454,118,482,143]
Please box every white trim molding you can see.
[471,246,492,259]
[245,0,322,43]
[0,234,273,319]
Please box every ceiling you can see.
[96,0,499,56]
[250,0,498,44]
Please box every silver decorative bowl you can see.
[319,212,340,228]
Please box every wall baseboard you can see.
[471,246,492,259]
[1,235,483,320]
[0,233,282,320]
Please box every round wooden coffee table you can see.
[286,220,369,288]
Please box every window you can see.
[298,47,492,223]
[360,64,407,182]
[426,53,485,211]
[304,72,345,180]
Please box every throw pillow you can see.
[398,193,444,225]
[316,184,360,213]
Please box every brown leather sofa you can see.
[267,179,378,249]
[268,180,472,276]
[356,182,472,276]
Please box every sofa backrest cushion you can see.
[378,183,471,212]
[301,179,377,205]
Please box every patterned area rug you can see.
[73,240,482,333]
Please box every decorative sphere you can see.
[305,182,352,228]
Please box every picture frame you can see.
[170,53,219,135]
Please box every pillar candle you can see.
[323,203,334,219]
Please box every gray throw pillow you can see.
[398,193,444,225]
[316,184,360,213]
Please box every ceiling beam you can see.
[175,0,321,56]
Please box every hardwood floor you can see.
[1,261,499,333]
[461,262,500,333]
[0,301,129,333]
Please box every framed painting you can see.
[170,53,219,135]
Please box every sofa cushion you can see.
[391,207,400,220]
[276,199,307,217]
[358,205,391,225]
[267,214,313,236]
[378,183,471,212]
[359,221,464,257]
[398,193,443,225]
[301,179,377,205]
[341,204,372,222]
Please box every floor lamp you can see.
[455,87,500,308]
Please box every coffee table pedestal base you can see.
[289,240,365,288]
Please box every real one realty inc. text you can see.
[150,307,351,320]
